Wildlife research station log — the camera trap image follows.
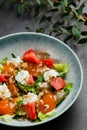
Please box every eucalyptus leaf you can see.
[78,2,85,15]
[81,31,87,36]
[72,27,81,37]
[54,32,62,37]
[48,8,58,12]
[47,0,54,8]
[25,26,32,32]
[18,4,25,14]
[64,0,68,7]
[65,26,73,31]
[36,0,41,5]
[60,27,69,34]
[78,38,87,44]
[84,21,87,25]
[73,9,79,17]
[64,34,73,43]
[39,16,47,23]
[53,21,64,28]
[61,1,66,12]
[40,15,52,23]
[69,2,77,7]
[36,28,45,33]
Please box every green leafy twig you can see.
[2,0,87,44]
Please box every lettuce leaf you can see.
[0,114,13,122]
[38,109,56,120]
[53,63,69,74]
[64,83,73,94]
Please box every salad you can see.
[0,48,73,122]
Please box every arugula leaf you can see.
[17,82,36,94]
[11,53,16,58]
[34,75,44,87]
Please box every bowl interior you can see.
[0,32,83,127]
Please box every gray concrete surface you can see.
[0,3,87,130]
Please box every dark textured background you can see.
[0,3,87,130]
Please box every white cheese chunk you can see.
[43,69,58,81]
[11,56,23,67]
[23,92,38,105]
[38,82,49,88]
[15,70,29,84]
[0,83,11,99]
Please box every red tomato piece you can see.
[0,74,8,82]
[27,75,34,85]
[42,58,54,68]
[23,49,40,64]
[23,49,35,55]
[23,102,36,120]
[50,77,66,90]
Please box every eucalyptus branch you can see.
[2,0,87,44]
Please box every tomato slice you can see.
[0,99,17,115]
[23,49,40,64]
[0,74,8,82]
[23,102,37,120]
[27,75,34,85]
[39,92,56,114]
[51,77,66,90]
[42,58,54,68]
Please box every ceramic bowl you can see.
[0,32,83,127]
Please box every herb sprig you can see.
[1,0,87,44]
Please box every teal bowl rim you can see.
[0,32,83,127]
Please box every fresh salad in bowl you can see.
[0,48,73,122]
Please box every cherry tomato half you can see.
[0,99,17,115]
[39,92,56,114]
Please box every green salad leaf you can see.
[0,115,13,122]
[64,83,73,94]
[53,63,69,74]
[0,57,8,65]
[0,57,9,73]
[34,75,44,87]
[38,110,56,120]
[17,82,36,94]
